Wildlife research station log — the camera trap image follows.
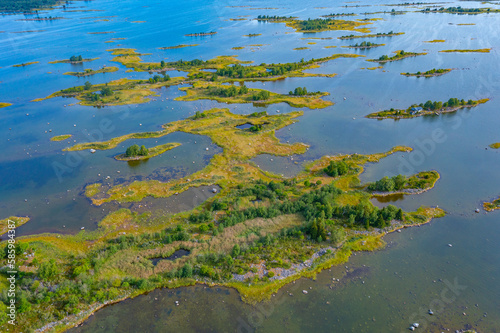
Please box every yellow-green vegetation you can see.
[0,109,447,331]
[49,57,99,64]
[243,33,262,37]
[12,61,39,67]
[0,216,30,236]
[115,143,181,161]
[265,17,371,33]
[232,46,245,50]
[339,31,404,39]
[0,102,12,108]
[366,171,440,195]
[483,196,500,211]
[85,183,102,198]
[33,76,185,106]
[64,66,119,77]
[88,31,115,34]
[439,48,491,53]
[50,134,72,141]
[293,47,309,50]
[424,39,445,43]
[368,50,427,63]
[402,68,452,77]
[366,98,489,119]
[158,44,199,50]
[35,51,360,107]
[457,23,476,26]
[489,142,500,149]
[324,46,337,48]
[175,81,333,109]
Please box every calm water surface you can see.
[1,0,499,331]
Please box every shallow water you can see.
[2,0,500,331]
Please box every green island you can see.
[346,41,384,49]
[260,17,372,33]
[255,15,298,21]
[50,134,72,142]
[12,61,39,67]
[366,98,489,119]
[175,82,333,109]
[0,106,446,331]
[401,68,452,77]
[232,46,245,50]
[293,47,309,50]
[185,31,217,37]
[64,66,119,77]
[49,55,100,64]
[34,50,360,107]
[0,102,12,108]
[114,143,181,161]
[0,216,30,236]
[367,50,427,63]
[483,196,500,211]
[422,6,500,14]
[489,142,500,149]
[158,44,199,50]
[320,12,356,17]
[243,33,262,37]
[439,48,491,53]
[424,39,445,43]
[338,31,404,40]
[365,171,440,196]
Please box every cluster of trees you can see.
[352,41,377,47]
[125,144,148,157]
[214,182,404,233]
[425,6,488,13]
[413,98,474,111]
[69,55,83,62]
[148,74,170,83]
[252,90,270,101]
[249,111,267,117]
[297,18,335,31]
[289,87,319,96]
[208,84,248,97]
[323,12,355,17]
[256,15,294,21]
[192,111,207,119]
[378,50,412,61]
[249,124,263,132]
[406,68,447,76]
[340,31,396,39]
[169,58,207,69]
[367,174,406,192]
[216,64,253,78]
[324,160,349,177]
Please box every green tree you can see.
[125,144,140,157]
[181,263,193,278]
[84,81,92,90]
[231,244,240,257]
[38,259,60,281]
[139,145,148,156]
